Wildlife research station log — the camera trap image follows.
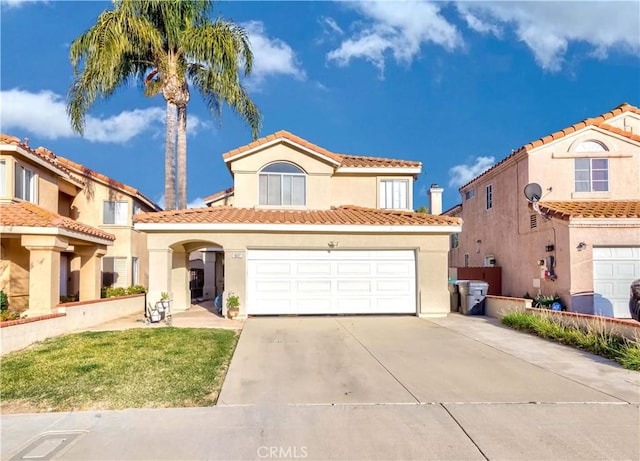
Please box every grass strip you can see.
[502,311,640,371]
[0,328,238,413]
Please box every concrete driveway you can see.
[218,315,636,405]
[2,315,638,461]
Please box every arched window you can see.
[259,162,306,206]
[575,140,608,152]
[574,141,609,193]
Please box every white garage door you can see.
[247,250,416,315]
[593,247,640,318]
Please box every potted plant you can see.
[160,292,170,308]
[226,293,240,319]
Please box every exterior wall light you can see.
[328,241,339,248]
[576,242,587,251]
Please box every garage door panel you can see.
[593,246,639,319]
[337,263,372,275]
[247,250,416,315]
[297,262,332,275]
[296,280,331,292]
[255,262,292,275]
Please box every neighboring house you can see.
[0,135,161,316]
[446,103,640,318]
[135,130,461,318]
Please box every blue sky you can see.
[1,1,639,211]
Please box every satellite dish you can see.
[524,183,543,203]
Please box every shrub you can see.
[102,285,148,298]
[502,311,639,371]
[0,290,8,311]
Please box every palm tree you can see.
[67,0,261,210]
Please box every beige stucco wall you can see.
[227,143,417,210]
[144,230,452,318]
[230,144,334,209]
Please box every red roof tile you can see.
[0,201,115,241]
[222,130,421,169]
[536,200,640,220]
[460,103,640,190]
[1,134,83,183]
[203,187,234,203]
[134,205,461,227]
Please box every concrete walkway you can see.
[2,315,639,460]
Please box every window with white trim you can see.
[380,179,409,209]
[102,256,127,288]
[485,184,493,210]
[0,160,6,196]
[259,162,306,206]
[103,201,129,225]
[574,158,608,192]
[14,164,36,202]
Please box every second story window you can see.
[380,179,409,209]
[575,158,608,192]
[103,200,129,225]
[486,184,493,210]
[14,164,36,203]
[464,189,475,200]
[0,160,6,196]
[259,162,306,206]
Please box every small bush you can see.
[102,285,147,298]
[0,290,8,311]
[60,294,79,303]
[502,311,639,371]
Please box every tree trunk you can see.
[177,104,187,210]
[164,101,177,210]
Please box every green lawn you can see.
[0,328,238,413]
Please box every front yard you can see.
[0,328,238,413]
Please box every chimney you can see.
[428,184,444,215]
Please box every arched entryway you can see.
[146,239,224,313]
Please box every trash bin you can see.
[456,280,470,313]
[462,280,489,315]
[448,280,460,312]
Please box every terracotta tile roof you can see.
[460,103,640,190]
[222,130,421,169]
[1,134,161,210]
[338,154,421,168]
[204,187,234,203]
[1,134,82,183]
[135,205,461,227]
[53,156,161,211]
[0,201,115,241]
[536,200,640,220]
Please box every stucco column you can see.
[417,248,450,318]
[171,250,190,312]
[22,235,68,316]
[148,248,172,309]
[76,245,107,301]
[223,249,246,318]
[202,251,216,300]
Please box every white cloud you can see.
[243,21,306,88]
[0,88,206,143]
[0,0,47,9]
[187,197,206,208]
[457,2,640,71]
[448,156,495,188]
[321,17,344,36]
[327,1,462,77]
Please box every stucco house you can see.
[446,103,640,318]
[0,135,161,316]
[135,130,461,318]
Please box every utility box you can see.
[460,280,489,315]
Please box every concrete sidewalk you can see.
[2,315,639,461]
